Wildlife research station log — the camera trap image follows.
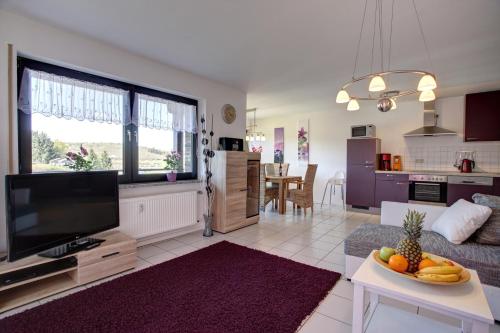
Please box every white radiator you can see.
[119,191,198,239]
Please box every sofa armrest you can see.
[381,201,447,230]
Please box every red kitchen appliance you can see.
[380,153,391,171]
[460,159,475,173]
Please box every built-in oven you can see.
[409,174,448,206]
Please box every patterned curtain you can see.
[18,68,130,125]
[132,93,197,133]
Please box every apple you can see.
[379,247,396,262]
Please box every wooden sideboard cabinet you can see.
[212,151,261,233]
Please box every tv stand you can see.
[39,237,105,258]
[0,231,136,313]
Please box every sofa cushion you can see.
[431,199,491,244]
[473,193,500,209]
[345,224,500,287]
[471,208,500,245]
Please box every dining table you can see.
[265,175,302,214]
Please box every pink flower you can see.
[66,152,78,160]
[80,145,88,156]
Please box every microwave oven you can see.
[351,124,376,138]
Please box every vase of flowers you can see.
[200,114,215,237]
[164,151,182,182]
[66,145,94,171]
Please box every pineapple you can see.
[396,210,426,273]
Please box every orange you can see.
[418,258,437,271]
[388,254,409,273]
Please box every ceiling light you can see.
[417,74,437,91]
[336,89,350,103]
[419,90,436,102]
[390,98,397,110]
[347,99,360,111]
[337,0,437,111]
[245,135,250,141]
[368,75,386,92]
[261,135,266,142]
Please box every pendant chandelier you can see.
[336,0,437,112]
[245,108,266,142]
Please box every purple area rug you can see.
[0,241,341,333]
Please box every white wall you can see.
[0,10,246,251]
[257,96,500,205]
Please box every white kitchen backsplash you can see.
[400,144,500,172]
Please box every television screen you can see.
[6,171,119,261]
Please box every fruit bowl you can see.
[373,250,471,285]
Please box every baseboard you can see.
[136,223,203,247]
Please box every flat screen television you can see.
[5,171,119,262]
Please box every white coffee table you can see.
[351,250,494,333]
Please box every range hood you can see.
[404,101,456,137]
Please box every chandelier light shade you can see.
[335,89,350,103]
[390,98,397,110]
[246,108,266,142]
[419,90,436,102]
[368,75,386,92]
[337,0,437,112]
[347,99,360,111]
[417,74,437,91]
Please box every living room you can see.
[0,1,499,332]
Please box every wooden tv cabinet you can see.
[0,230,136,313]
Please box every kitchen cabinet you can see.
[347,164,376,207]
[494,178,500,196]
[346,138,380,208]
[347,138,379,165]
[464,90,500,142]
[447,176,494,206]
[375,173,409,208]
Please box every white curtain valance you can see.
[132,93,197,133]
[18,68,130,125]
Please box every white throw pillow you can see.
[431,199,492,244]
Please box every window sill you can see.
[119,179,201,189]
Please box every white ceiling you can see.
[2,0,500,118]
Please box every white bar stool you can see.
[321,171,345,208]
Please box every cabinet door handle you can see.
[102,251,120,259]
[240,188,248,192]
[396,182,406,185]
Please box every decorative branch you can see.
[200,114,215,218]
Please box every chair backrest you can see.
[303,164,318,193]
[265,163,275,176]
[265,163,289,176]
[333,170,345,184]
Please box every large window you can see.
[17,57,198,183]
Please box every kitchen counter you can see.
[374,170,500,177]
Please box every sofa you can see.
[344,201,500,321]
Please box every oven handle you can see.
[413,182,441,186]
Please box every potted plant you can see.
[65,145,94,171]
[164,151,182,182]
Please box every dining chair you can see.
[259,164,278,212]
[265,163,289,176]
[321,171,346,208]
[286,164,318,215]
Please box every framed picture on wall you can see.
[274,127,284,163]
[297,119,309,166]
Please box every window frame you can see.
[17,56,198,183]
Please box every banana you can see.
[416,273,460,282]
[417,265,462,275]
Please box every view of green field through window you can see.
[31,113,176,173]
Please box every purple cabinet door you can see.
[374,174,409,208]
[347,164,375,207]
[494,178,500,196]
[374,180,394,208]
[347,139,380,165]
[465,90,500,142]
[394,180,410,203]
[447,184,494,206]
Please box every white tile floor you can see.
[1,203,499,332]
